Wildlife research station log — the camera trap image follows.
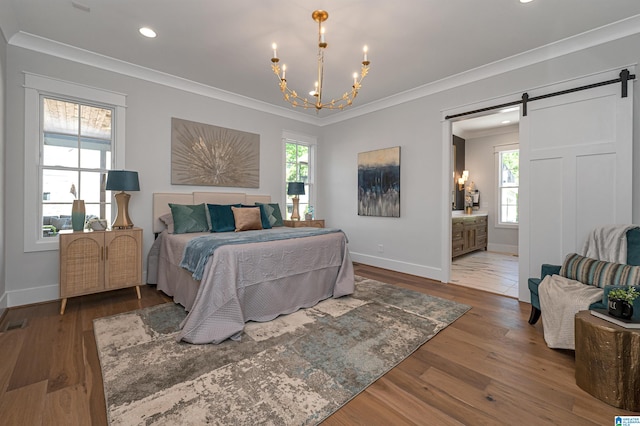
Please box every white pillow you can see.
[159,213,175,233]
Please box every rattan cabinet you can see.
[59,228,142,314]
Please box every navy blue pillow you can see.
[207,204,241,232]
[242,205,272,229]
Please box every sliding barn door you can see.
[519,69,634,301]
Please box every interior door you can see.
[518,69,634,301]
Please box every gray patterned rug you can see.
[94,276,470,425]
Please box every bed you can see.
[147,192,354,344]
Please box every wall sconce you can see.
[458,170,469,190]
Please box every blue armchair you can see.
[528,227,640,324]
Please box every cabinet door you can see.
[452,219,465,256]
[60,233,104,297]
[104,229,142,290]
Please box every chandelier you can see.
[270,10,370,111]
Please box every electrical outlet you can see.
[377,244,384,253]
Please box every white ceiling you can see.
[2,0,640,124]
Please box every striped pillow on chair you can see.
[559,253,640,288]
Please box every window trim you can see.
[282,130,317,220]
[495,143,519,229]
[24,73,127,252]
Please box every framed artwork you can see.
[171,117,260,187]
[358,146,400,217]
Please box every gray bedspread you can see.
[180,227,342,280]
[150,228,355,344]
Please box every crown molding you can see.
[8,31,319,126]
[8,13,640,127]
[319,14,640,126]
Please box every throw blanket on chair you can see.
[580,225,637,264]
[538,274,603,349]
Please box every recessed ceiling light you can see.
[502,120,512,124]
[139,27,157,38]
[520,0,533,3]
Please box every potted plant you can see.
[607,286,639,320]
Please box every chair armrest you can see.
[541,264,561,279]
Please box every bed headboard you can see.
[153,192,272,233]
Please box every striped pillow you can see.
[559,253,640,288]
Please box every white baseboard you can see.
[0,291,7,309]
[487,243,519,255]
[350,252,444,282]
[7,284,58,308]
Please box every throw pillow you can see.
[560,253,640,288]
[169,203,209,234]
[232,206,263,232]
[207,204,241,232]
[255,202,284,227]
[242,204,272,229]
[159,213,175,234]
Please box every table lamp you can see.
[287,182,305,221]
[106,170,140,229]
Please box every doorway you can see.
[449,109,520,298]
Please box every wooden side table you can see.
[574,310,640,411]
[283,219,325,228]
[59,228,143,314]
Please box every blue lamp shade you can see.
[287,182,305,196]
[106,170,140,192]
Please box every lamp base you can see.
[291,196,301,221]
[112,191,134,229]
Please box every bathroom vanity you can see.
[452,211,488,258]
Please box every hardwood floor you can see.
[451,251,519,298]
[0,265,637,425]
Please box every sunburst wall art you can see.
[171,118,260,188]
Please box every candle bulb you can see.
[353,72,358,86]
[363,45,368,62]
[272,43,278,59]
[320,27,325,43]
[282,64,286,80]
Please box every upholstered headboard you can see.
[152,192,272,233]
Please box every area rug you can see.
[94,276,470,425]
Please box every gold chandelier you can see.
[270,10,370,111]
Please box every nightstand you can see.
[283,219,325,228]
[59,228,142,314]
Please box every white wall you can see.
[319,33,640,288]
[0,29,6,310]
[3,31,640,307]
[464,127,519,254]
[4,45,320,307]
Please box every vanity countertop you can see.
[452,210,488,218]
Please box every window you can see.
[496,144,519,225]
[41,97,114,238]
[283,132,316,220]
[24,73,126,252]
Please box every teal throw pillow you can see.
[207,204,241,232]
[169,203,209,234]
[256,202,284,227]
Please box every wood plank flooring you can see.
[0,264,637,425]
